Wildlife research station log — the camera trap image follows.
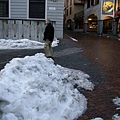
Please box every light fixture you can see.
[88,18,92,21]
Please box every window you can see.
[0,0,9,17]
[95,0,99,5]
[66,9,68,16]
[87,0,90,8]
[70,0,72,6]
[29,0,45,19]
[70,7,72,14]
[66,0,68,8]
[91,0,94,6]
[81,0,84,4]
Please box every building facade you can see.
[64,0,84,30]
[114,0,120,35]
[0,0,64,40]
[84,0,120,35]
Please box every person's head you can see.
[45,19,51,24]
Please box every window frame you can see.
[28,0,47,20]
[0,0,9,18]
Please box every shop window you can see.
[0,0,9,17]
[89,22,97,29]
[29,0,45,19]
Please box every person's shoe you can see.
[47,56,54,60]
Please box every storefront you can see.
[87,14,97,32]
[84,0,117,35]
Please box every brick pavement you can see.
[58,31,120,120]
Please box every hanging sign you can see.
[102,0,115,15]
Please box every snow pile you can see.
[0,53,94,120]
[112,97,120,120]
[0,38,59,49]
[91,118,103,120]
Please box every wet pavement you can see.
[0,31,120,120]
[61,31,120,120]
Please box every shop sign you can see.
[49,7,56,10]
[102,0,115,15]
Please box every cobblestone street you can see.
[59,31,120,120]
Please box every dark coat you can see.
[43,23,54,42]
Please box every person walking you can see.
[43,19,54,59]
